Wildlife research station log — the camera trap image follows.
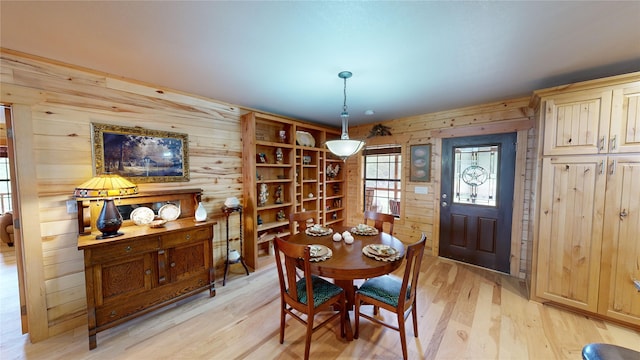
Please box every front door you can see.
[439,133,516,273]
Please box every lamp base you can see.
[95,231,124,240]
[95,198,124,240]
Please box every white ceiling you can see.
[1,1,639,127]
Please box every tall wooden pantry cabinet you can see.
[532,72,640,328]
[241,112,345,270]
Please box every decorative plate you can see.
[362,244,401,262]
[130,207,155,226]
[308,244,332,262]
[351,224,379,236]
[158,204,180,221]
[305,225,333,237]
[296,131,316,147]
[149,219,167,228]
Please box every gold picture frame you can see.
[93,123,189,183]
[410,144,431,182]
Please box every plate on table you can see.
[305,225,333,236]
[158,204,180,221]
[351,224,379,236]
[362,244,401,261]
[130,207,155,225]
[308,244,332,262]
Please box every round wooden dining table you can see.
[288,225,406,340]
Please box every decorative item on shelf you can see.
[303,156,312,165]
[326,163,340,178]
[195,201,207,222]
[74,174,138,239]
[224,196,240,208]
[256,172,262,181]
[274,185,283,204]
[257,214,263,226]
[276,209,286,221]
[149,219,167,228]
[368,124,392,138]
[279,130,287,143]
[308,193,314,198]
[275,147,283,164]
[296,131,316,147]
[333,183,340,194]
[228,249,241,263]
[325,71,365,161]
[332,212,338,220]
[257,153,267,163]
[333,199,341,208]
[259,183,268,207]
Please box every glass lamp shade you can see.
[74,174,138,239]
[326,139,365,161]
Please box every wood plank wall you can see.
[344,99,536,280]
[0,49,245,340]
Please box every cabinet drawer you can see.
[90,237,160,264]
[161,226,212,248]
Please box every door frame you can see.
[432,123,531,277]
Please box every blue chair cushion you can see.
[292,275,343,307]
[357,275,410,307]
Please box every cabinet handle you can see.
[124,246,132,252]
[145,269,151,275]
[185,234,191,240]
[110,310,117,318]
[599,136,605,151]
[170,262,176,268]
[599,160,604,174]
[634,279,640,291]
[610,159,616,175]
[610,135,617,150]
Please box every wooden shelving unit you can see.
[242,112,344,270]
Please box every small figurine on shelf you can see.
[327,163,340,178]
[276,209,285,221]
[333,183,340,194]
[257,153,267,163]
[259,183,269,207]
[275,147,283,164]
[274,185,283,204]
[257,215,263,226]
[279,130,287,143]
[332,212,338,220]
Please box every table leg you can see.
[334,279,355,341]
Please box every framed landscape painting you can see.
[92,123,189,183]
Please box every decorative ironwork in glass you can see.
[453,145,498,206]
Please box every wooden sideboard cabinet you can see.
[77,189,217,349]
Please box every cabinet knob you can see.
[124,246,132,252]
[145,269,151,275]
[110,310,117,318]
[170,262,176,268]
[185,234,191,240]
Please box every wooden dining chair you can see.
[364,210,395,234]
[289,210,316,234]
[354,233,427,360]
[273,237,346,360]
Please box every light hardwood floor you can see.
[1,241,639,359]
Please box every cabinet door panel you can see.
[94,253,154,307]
[168,241,210,283]
[543,90,612,155]
[536,156,606,312]
[599,157,640,325]
[610,84,640,153]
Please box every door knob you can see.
[441,201,448,207]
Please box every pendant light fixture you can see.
[325,71,365,161]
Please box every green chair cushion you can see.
[292,275,343,307]
[357,275,410,307]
